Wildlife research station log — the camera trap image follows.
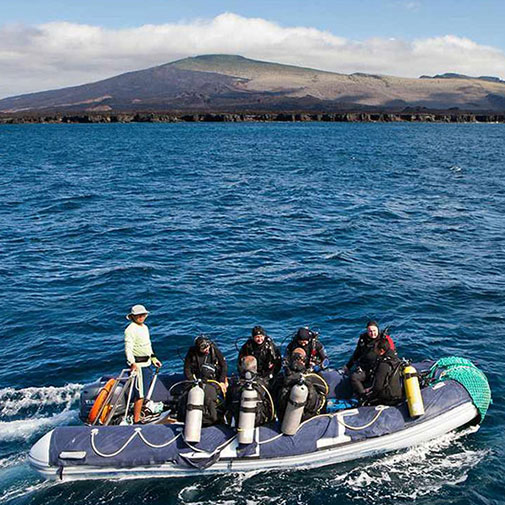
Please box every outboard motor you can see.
[184,381,205,443]
[237,373,258,444]
[281,379,308,435]
[79,378,111,423]
[80,377,128,425]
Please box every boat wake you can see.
[174,426,489,505]
[0,477,58,505]
[0,384,81,442]
[325,426,489,502]
[0,384,82,504]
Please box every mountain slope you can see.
[1,54,505,113]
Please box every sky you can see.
[1,0,505,99]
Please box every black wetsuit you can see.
[226,375,274,427]
[184,343,228,382]
[346,332,383,396]
[369,350,405,406]
[275,367,328,422]
[177,381,224,426]
[346,332,380,373]
[285,338,328,370]
[238,337,282,380]
[180,342,227,426]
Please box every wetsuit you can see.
[275,367,328,422]
[346,332,393,396]
[285,338,328,371]
[177,381,224,426]
[184,343,228,382]
[369,350,405,406]
[180,342,227,426]
[238,337,282,380]
[226,375,274,427]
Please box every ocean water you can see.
[0,122,504,505]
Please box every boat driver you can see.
[125,304,162,423]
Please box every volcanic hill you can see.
[1,54,505,114]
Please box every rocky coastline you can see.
[1,111,505,124]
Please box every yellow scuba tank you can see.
[403,365,424,417]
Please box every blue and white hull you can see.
[29,379,480,481]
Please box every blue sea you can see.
[0,122,504,504]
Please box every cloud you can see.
[398,1,422,12]
[1,12,505,98]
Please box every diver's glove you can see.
[312,358,329,373]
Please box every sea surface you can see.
[0,122,504,505]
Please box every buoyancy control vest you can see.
[286,337,327,370]
[227,376,274,427]
[239,337,281,378]
[277,370,328,423]
[184,343,226,382]
[371,353,405,405]
[177,380,224,427]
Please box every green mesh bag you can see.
[428,356,492,420]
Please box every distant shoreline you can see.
[1,111,505,124]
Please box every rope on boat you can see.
[182,433,238,456]
[137,430,181,449]
[90,427,180,458]
[259,405,388,445]
[296,406,387,431]
[258,432,284,445]
[333,405,388,430]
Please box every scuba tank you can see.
[237,378,258,444]
[403,364,425,417]
[281,379,308,435]
[184,380,205,443]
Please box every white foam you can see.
[327,426,489,501]
[0,479,58,503]
[0,453,25,470]
[0,409,78,442]
[0,383,82,417]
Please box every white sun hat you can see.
[126,304,149,320]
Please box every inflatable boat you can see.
[29,357,491,481]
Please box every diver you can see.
[366,339,405,406]
[124,304,163,424]
[343,320,395,401]
[183,335,228,390]
[178,336,228,426]
[226,355,275,428]
[275,348,328,424]
[238,326,282,381]
[285,327,329,372]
